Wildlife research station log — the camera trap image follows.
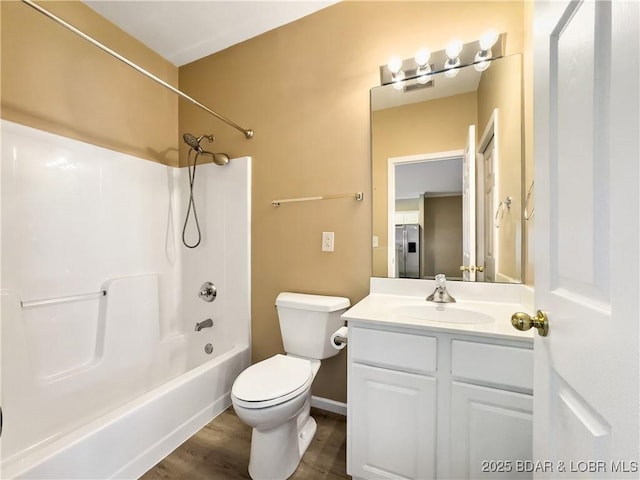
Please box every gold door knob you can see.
[511,310,549,337]
[460,265,485,273]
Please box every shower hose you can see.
[182,149,202,248]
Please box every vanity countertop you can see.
[342,293,534,342]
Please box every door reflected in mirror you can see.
[371,54,523,283]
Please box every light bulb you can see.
[393,80,405,91]
[445,40,463,60]
[387,56,403,74]
[417,74,430,85]
[414,47,431,67]
[479,29,499,51]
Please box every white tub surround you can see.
[344,278,533,480]
[0,120,251,479]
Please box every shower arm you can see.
[20,0,254,140]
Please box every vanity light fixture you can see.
[474,29,499,72]
[387,55,406,89]
[444,40,463,69]
[443,40,463,78]
[387,56,403,76]
[478,29,499,57]
[414,47,432,84]
[379,31,505,87]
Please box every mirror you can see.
[371,54,523,283]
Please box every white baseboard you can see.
[311,395,347,416]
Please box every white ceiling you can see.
[83,1,338,66]
[396,158,463,200]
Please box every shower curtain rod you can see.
[21,0,254,140]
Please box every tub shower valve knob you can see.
[199,282,217,302]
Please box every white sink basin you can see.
[393,304,494,324]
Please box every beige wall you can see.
[1,0,178,166]
[477,54,523,282]
[423,195,463,278]
[372,92,477,276]
[179,1,527,403]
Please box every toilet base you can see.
[247,397,316,480]
[298,415,317,458]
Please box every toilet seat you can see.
[232,354,313,409]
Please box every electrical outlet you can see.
[372,235,379,248]
[322,232,334,252]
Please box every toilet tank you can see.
[276,292,350,360]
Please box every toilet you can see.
[231,292,350,480]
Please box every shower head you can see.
[183,133,228,165]
[183,133,203,153]
[183,133,214,153]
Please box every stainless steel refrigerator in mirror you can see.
[395,224,421,278]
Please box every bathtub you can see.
[0,121,252,479]
[1,343,249,479]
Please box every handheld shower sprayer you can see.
[181,132,232,249]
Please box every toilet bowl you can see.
[232,354,320,479]
[231,292,350,480]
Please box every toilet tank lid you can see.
[276,292,350,312]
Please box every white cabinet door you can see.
[394,211,420,224]
[450,381,533,480]
[350,363,437,480]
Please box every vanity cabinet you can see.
[349,327,438,480]
[347,323,533,480]
[449,382,533,479]
[350,364,437,479]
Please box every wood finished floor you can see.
[141,407,350,480]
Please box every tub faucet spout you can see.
[426,274,456,303]
[195,318,213,331]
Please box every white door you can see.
[462,125,477,281]
[533,0,639,475]
[482,137,497,283]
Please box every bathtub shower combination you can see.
[0,120,252,479]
